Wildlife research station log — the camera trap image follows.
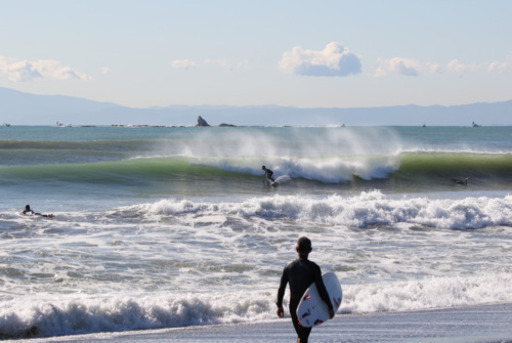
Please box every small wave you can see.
[343,271,512,313]
[0,293,272,339]
[2,271,510,339]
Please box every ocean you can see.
[1,125,511,340]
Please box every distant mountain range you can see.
[1,87,511,126]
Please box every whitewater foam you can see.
[141,191,512,230]
[2,271,511,339]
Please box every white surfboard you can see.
[266,177,278,187]
[296,272,342,328]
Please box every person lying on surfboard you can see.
[262,165,275,182]
[22,204,55,218]
[276,236,334,343]
[453,177,469,187]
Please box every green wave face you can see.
[2,152,512,195]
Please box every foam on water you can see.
[2,192,511,332]
[141,191,512,229]
[1,271,511,339]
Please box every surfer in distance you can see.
[22,204,55,218]
[276,236,334,343]
[453,177,469,187]
[262,165,275,183]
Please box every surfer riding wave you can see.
[262,165,275,182]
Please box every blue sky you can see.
[1,0,511,109]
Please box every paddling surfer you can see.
[276,236,334,343]
[22,205,54,218]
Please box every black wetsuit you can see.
[264,168,275,182]
[277,256,333,343]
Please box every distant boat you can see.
[56,121,72,127]
[472,121,481,127]
[2,123,10,127]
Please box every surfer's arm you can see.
[276,269,288,318]
[276,268,288,308]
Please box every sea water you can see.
[0,125,511,339]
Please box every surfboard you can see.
[296,272,342,328]
[266,177,278,187]
[20,212,55,218]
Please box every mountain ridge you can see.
[1,87,511,126]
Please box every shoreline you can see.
[15,302,512,343]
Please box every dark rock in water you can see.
[196,116,210,127]
[196,116,236,127]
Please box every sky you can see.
[1,0,512,110]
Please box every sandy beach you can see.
[15,303,512,343]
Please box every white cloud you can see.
[375,55,512,78]
[446,57,512,76]
[487,54,512,73]
[0,58,41,82]
[374,57,440,77]
[446,59,481,76]
[0,56,90,82]
[101,67,111,74]
[488,61,512,73]
[171,59,197,70]
[279,42,362,77]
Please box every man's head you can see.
[296,236,312,256]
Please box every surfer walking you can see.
[262,165,275,182]
[276,237,334,343]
